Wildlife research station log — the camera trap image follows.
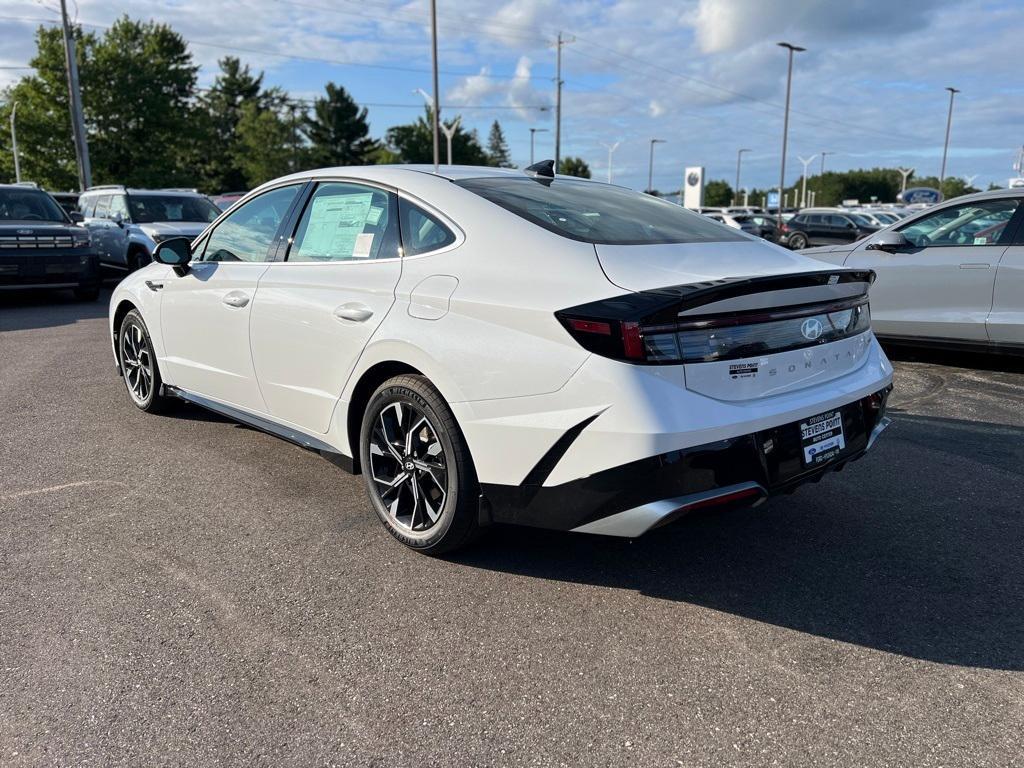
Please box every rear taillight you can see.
[780,223,790,233]
[556,270,875,366]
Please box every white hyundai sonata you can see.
[109,162,893,553]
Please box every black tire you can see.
[128,247,151,272]
[788,233,807,250]
[73,285,100,301]
[359,374,480,555]
[118,309,172,413]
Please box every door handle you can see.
[333,303,374,322]
[222,291,250,308]
[959,263,990,269]
[145,280,163,292]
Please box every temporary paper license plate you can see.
[800,410,846,467]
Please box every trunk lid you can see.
[593,240,828,292]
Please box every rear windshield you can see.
[128,195,220,224]
[0,188,67,223]
[455,177,747,245]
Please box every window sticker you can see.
[353,232,375,258]
[973,236,988,245]
[300,192,374,259]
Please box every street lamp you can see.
[734,148,751,206]
[415,88,458,164]
[429,0,440,172]
[797,154,817,208]
[939,86,960,191]
[600,140,621,183]
[647,138,665,194]
[529,127,548,165]
[9,101,20,184]
[777,42,805,227]
[897,167,914,197]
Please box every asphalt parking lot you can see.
[1,290,1022,767]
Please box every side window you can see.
[109,195,128,220]
[93,195,112,218]
[899,199,1020,247]
[802,215,819,226]
[201,185,301,263]
[79,197,95,217]
[399,198,456,256]
[829,214,852,228]
[288,183,399,262]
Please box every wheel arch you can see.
[345,361,423,474]
[111,298,138,372]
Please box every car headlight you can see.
[149,232,175,243]
[72,231,91,248]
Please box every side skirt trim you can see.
[165,385,355,473]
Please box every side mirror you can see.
[111,211,125,227]
[845,221,856,229]
[154,237,192,275]
[69,211,84,223]
[866,231,910,253]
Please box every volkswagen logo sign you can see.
[800,317,824,341]
[687,172,700,187]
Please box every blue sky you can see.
[2,0,1023,193]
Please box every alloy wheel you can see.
[121,323,154,404]
[368,401,448,533]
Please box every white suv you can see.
[79,186,220,272]
[109,164,893,553]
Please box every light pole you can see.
[897,167,914,198]
[60,0,91,190]
[776,42,805,227]
[774,42,806,225]
[647,139,665,194]
[440,116,460,165]
[9,101,20,183]
[553,32,574,170]
[600,140,620,183]
[416,88,458,164]
[939,86,960,192]
[529,127,548,165]
[797,154,817,208]
[429,0,440,172]
[818,150,833,206]
[734,148,751,205]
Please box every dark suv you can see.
[779,211,879,250]
[0,183,100,301]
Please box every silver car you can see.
[78,186,220,272]
[805,188,1024,353]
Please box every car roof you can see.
[81,186,206,197]
[257,163,608,189]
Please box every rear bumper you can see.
[0,251,101,290]
[480,386,891,536]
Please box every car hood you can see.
[594,239,836,292]
[138,221,209,238]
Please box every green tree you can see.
[0,25,94,189]
[486,120,513,167]
[196,57,265,192]
[234,100,294,187]
[303,82,377,168]
[703,179,733,207]
[86,16,199,187]
[385,109,489,165]
[558,156,590,178]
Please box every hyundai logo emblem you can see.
[800,317,824,341]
